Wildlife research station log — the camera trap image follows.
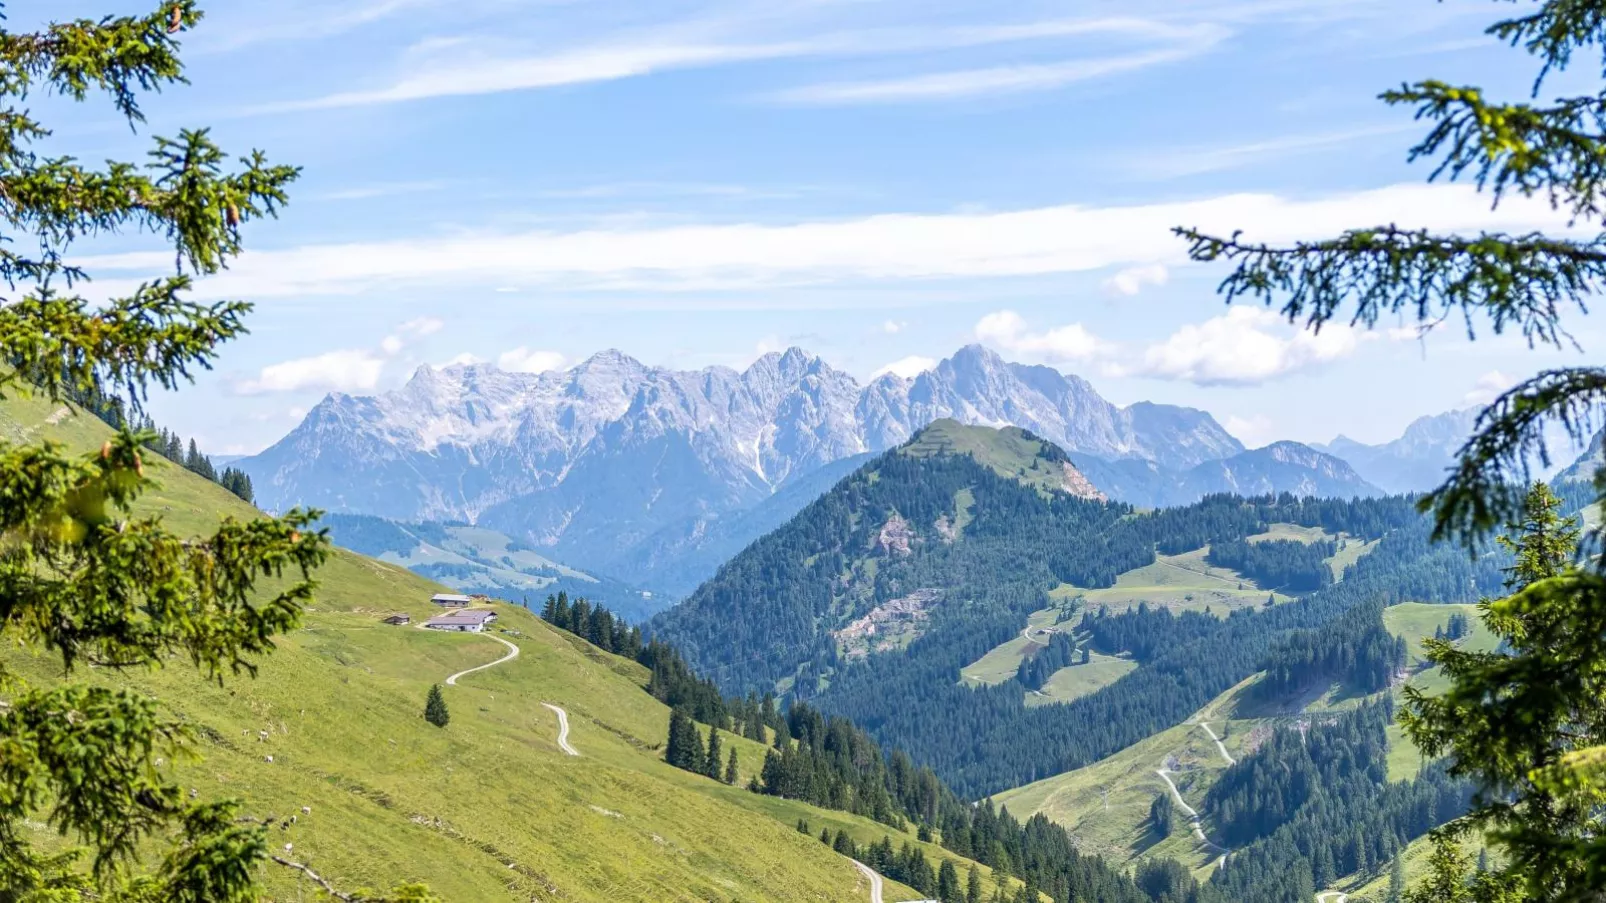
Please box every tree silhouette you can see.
[425,684,450,728]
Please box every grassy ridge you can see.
[901,418,1092,498]
[3,396,1005,902]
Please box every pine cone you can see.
[226,203,240,227]
[168,6,182,34]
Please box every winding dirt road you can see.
[1196,722,1237,766]
[415,626,520,686]
[1156,767,1230,862]
[543,703,580,756]
[852,860,884,903]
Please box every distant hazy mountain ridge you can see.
[1313,408,1481,494]
[240,344,1246,587]
[240,343,1409,593]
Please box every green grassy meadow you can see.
[1,395,1010,903]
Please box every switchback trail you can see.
[1196,722,1236,766]
[543,703,579,756]
[415,621,522,685]
[1155,767,1230,862]
[851,860,884,903]
[444,633,520,685]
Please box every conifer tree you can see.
[424,684,450,728]
[938,858,960,903]
[0,4,432,899]
[1401,482,1598,900]
[725,747,739,785]
[1180,1,1606,897]
[704,727,724,779]
[666,708,705,774]
[1388,855,1406,903]
[967,864,984,903]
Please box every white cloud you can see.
[440,352,485,366]
[1123,124,1415,179]
[975,310,1109,362]
[237,317,443,395]
[258,16,1224,112]
[1464,370,1514,406]
[882,319,907,334]
[872,355,939,380]
[1130,305,1367,385]
[236,349,386,395]
[397,316,445,337]
[81,183,1576,299]
[1224,414,1278,448]
[772,28,1223,105]
[1102,264,1169,297]
[497,347,568,373]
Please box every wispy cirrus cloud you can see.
[770,22,1226,105]
[253,15,1230,112]
[78,182,1577,302]
[1120,123,1417,179]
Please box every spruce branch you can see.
[1173,226,1603,350]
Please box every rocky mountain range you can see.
[1312,408,1481,494]
[240,344,1387,596]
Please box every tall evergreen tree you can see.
[704,727,724,779]
[938,858,961,903]
[424,684,450,728]
[666,708,705,774]
[1388,855,1406,903]
[1402,482,1599,900]
[725,747,739,785]
[0,4,431,899]
[967,864,984,903]
[1180,1,1606,897]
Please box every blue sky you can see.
[18,0,1599,454]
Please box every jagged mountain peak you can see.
[1556,427,1605,485]
[239,344,1250,590]
[1314,407,1480,494]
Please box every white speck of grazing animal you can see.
[284,843,292,852]
[264,755,273,763]
[301,806,311,814]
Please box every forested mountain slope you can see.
[652,422,1504,798]
[0,394,995,902]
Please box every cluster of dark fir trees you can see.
[1252,600,1408,701]
[1205,536,1336,592]
[62,378,255,503]
[809,823,986,903]
[655,447,1505,797]
[543,597,1175,903]
[1014,631,1085,691]
[1199,702,1472,903]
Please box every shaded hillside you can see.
[651,422,1487,797]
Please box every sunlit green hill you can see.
[2,394,1005,902]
